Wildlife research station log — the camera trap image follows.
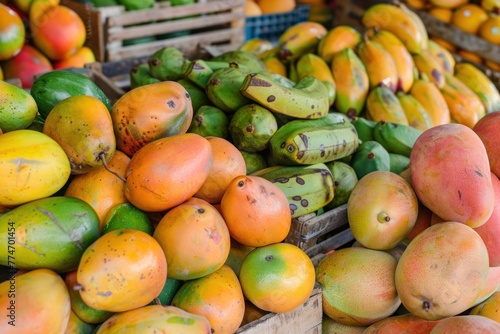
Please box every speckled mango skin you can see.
[96,305,211,334]
[0,196,100,272]
[76,230,167,313]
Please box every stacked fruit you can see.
[0,0,96,88]
[0,47,324,332]
[408,0,500,70]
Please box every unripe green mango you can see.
[0,196,100,273]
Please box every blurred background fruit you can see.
[0,3,25,61]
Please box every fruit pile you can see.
[407,0,500,70]
[1,1,500,333]
[0,0,97,88]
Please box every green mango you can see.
[148,46,191,81]
[389,153,411,175]
[177,78,211,112]
[187,105,229,139]
[229,104,278,152]
[116,0,154,10]
[0,196,100,273]
[130,63,160,89]
[240,150,268,174]
[350,140,391,180]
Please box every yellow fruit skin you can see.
[429,0,468,8]
[365,86,409,125]
[410,77,451,127]
[331,48,369,117]
[317,25,362,64]
[440,73,485,128]
[361,3,428,54]
[368,29,416,93]
[356,38,399,93]
[295,52,336,106]
[277,21,328,63]
[397,93,433,131]
[0,129,71,206]
[454,62,500,114]
[470,291,500,322]
[426,39,455,74]
[412,50,446,89]
[0,80,38,132]
[96,305,212,334]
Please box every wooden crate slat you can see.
[107,11,244,42]
[307,228,355,267]
[235,284,323,334]
[106,26,244,61]
[107,0,245,27]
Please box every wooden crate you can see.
[63,0,246,62]
[285,204,354,264]
[235,283,323,334]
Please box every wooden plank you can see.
[107,11,244,42]
[285,204,348,250]
[106,26,244,61]
[235,284,323,334]
[107,0,245,27]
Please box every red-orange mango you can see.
[363,313,441,334]
[410,123,494,228]
[473,172,500,267]
[2,44,52,88]
[473,110,500,178]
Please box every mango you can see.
[429,315,500,333]
[96,305,211,334]
[0,196,100,272]
[316,247,401,326]
[410,123,495,228]
[473,110,500,179]
[0,80,38,132]
[347,170,418,250]
[363,313,440,334]
[395,222,489,320]
[0,268,71,334]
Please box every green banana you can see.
[240,73,330,119]
[183,59,236,89]
[268,113,359,166]
[350,116,377,143]
[350,140,391,180]
[251,163,335,218]
[372,120,423,157]
[176,78,211,113]
[389,153,411,175]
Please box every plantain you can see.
[367,28,416,93]
[361,2,428,54]
[183,59,233,89]
[267,114,359,166]
[409,74,450,126]
[440,73,485,128]
[295,53,336,106]
[331,47,370,118]
[396,92,433,131]
[237,38,274,57]
[372,120,423,157]
[240,73,330,119]
[453,62,500,114]
[251,163,335,218]
[356,36,399,92]
[412,50,446,88]
[365,86,409,125]
[317,25,362,64]
[276,21,328,63]
[426,39,455,74]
